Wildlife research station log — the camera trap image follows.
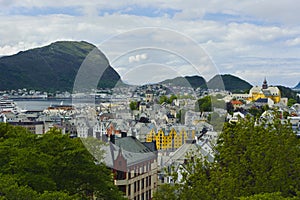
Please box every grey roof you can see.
[162,142,214,169]
[115,136,153,153]
[102,137,157,168]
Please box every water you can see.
[15,99,73,111]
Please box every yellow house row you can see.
[146,128,195,150]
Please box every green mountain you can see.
[160,75,207,89]
[207,74,252,92]
[160,74,252,92]
[0,41,121,92]
[277,86,299,102]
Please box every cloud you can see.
[286,37,300,47]
[0,1,299,86]
[128,53,147,63]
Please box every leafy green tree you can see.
[238,192,299,200]
[288,98,297,107]
[168,94,178,104]
[155,115,300,200]
[0,124,125,200]
[196,96,212,112]
[0,173,79,200]
[129,101,138,110]
[159,95,169,104]
[159,95,177,104]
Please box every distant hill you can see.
[293,82,300,91]
[207,74,252,92]
[0,41,121,92]
[277,86,299,102]
[160,75,207,89]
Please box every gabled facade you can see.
[102,136,158,200]
[146,128,189,150]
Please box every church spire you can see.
[262,77,268,89]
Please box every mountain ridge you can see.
[0,41,121,92]
[160,74,253,92]
[160,75,207,89]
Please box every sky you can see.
[0,0,300,87]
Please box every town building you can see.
[248,78,281,103]
[8,121,48,134]
[102,136,158,200]
[146,128,195,150]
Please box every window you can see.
[141,192,145,200]
[128,184,131,196]
[116,170,126,180]
[128,171,131,179]
[141,178,144,189]
[118,185,126,194]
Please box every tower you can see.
[262,77,268,89]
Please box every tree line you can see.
[154,115,300,199]
[0,123,125,200]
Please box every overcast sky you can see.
[0,0,299,87]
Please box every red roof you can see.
[231,100,243,105]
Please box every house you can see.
[8,121,47,134]
[139,102,147,112]
[145,90,154,103]
[230,100,244,110]
[102,136,158,200]
[229,111,245,123]
[146,128,188,151]
[287,116,300,137]
[165,113,176,124]
[161,140,214,184]
[254,98,274,107]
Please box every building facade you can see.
[146,128,194,150]
[248,78,281,103]
[103,136,158,200]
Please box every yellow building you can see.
[248,78,281,103]
[146,128,193,150]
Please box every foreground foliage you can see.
[154,116,300,200]
[0,123,124,200]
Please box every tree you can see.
[238,192,299,200]
[196,96,212,112]
[154,115,300,199]
[129,101,138,110]
[159,95,169,104]
[168,94,178,104]
[288,98,297,107]
[0,124,125,200]
[159,95,177,104]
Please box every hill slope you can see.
[208,74,252,92]
[277,86,299,102]
[160,75,207,89]
[0,41,121,92]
